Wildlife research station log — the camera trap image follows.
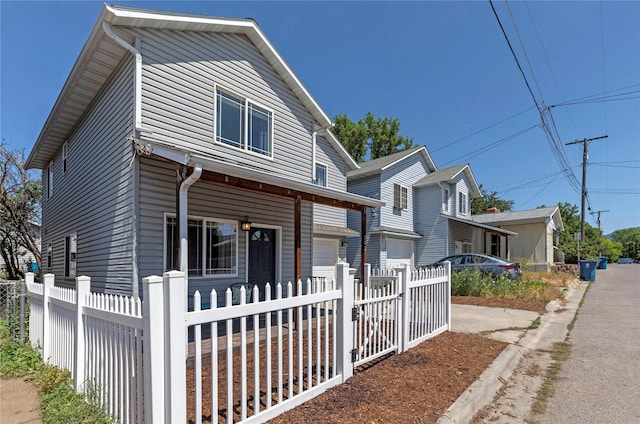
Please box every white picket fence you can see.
[25,261,450,424]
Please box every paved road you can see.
[540,263,640,423]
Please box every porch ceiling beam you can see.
[198,169,367,212]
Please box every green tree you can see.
[331,112,414,162]
[471,184,515,215]
[555,202,599,263]
[332,114,368,163]
[610,227,640,259]
[0,142,42,278]
[600,238,623,262]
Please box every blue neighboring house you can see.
[346,146,517,274]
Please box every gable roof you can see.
[347,145,437,179]
[26,4,343,169]
[472,206,564,231]
[414,163,482,198]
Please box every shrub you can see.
[451,269,565,303]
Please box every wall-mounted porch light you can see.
[240,216,251,231]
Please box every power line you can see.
[430,106,535,154]
[489,0,541,110]
[490,0,581,197]
[440,125,539,166]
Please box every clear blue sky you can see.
[1,1,638,235]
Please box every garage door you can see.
[313,239,339,282]
[386,239,413,269]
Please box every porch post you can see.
[294,195,302,285]
[360,208,367,286]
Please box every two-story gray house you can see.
[25,5,382,306]
[346,146,516,273]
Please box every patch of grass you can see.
[451,269,566,303]
[532,341,572,414]
[0,318,112,424]
[0,339,43,379]
[528,317,542,330]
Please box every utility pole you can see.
[591,209,609,255]
[566,135,608,242]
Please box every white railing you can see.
[404,263,451,349]
[24,261,449,424]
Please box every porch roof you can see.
[151,143,385,211]
[313,224,360,238]
[369,226,423,240]
[446,215,519,237]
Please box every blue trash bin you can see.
[579,260,597,281]
[597,256,608,270]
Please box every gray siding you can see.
[379,158,429,230]
[41,59,135,294]
[414,185,448,265]
[454,179,471,219]
[137,157,312,303]
[121,28,317,182]
[346,175,380,271]
[313,134,349,227]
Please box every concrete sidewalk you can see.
[438,277,588,424]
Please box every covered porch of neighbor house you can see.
[446,215,518,259]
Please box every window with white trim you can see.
[64,233,77,278]
[165,216,238,277]
[215,89,273,157]
[47,162,54,198]
[315,163,327,187]
[443,187,450,212]
[393,183,408,210]
[458,192,467,215]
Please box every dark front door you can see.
[248,228,276,300]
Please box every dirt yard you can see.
[267,296,546,424]
[0,296,546,424]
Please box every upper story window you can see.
[443,187,450,212]
[394,183,408,210]
[315,163,327,187]
[62,142,68,174]
[165,215,238,277]
[215,89,273,157]
[458,192,467,215]
[47,161,54,198]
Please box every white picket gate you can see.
[353,262,452,367]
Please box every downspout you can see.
[102,21,144,296]
[179,164,203,305]
[102,21,143,136]
[311,127,331,183]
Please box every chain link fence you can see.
[0,279,28,342]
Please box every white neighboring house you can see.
[472,206,564,271]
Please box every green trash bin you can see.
[597,256,608,270]
[579,260,597,281]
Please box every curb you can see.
[437,343,524,423]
